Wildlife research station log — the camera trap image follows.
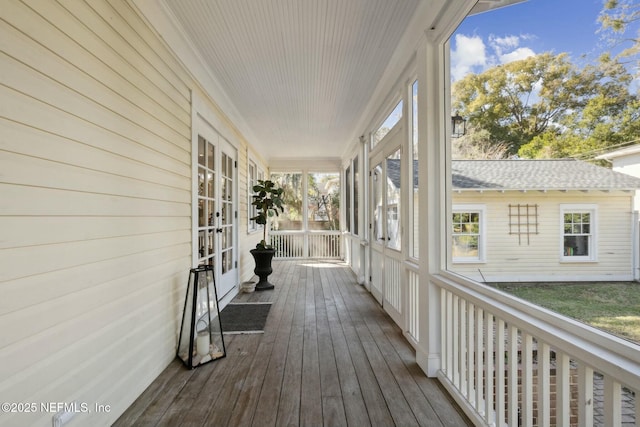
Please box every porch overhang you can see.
[133,0,525,163]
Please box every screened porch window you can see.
[372,100,403,148]
[270,172,303,230]
[308,172,340,230]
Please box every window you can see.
[561,204,597,261]
[345,165,351,232]
[452,205,485,262]
[372,100,403,148]
[386,149,402,250]
[248,159,264,232]
[410,79,419,258]
[344,155,359,235]
[353,156,359,235]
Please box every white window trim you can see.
[560,204,598,262]
[345,163,352,234]
[247,156,264,234]
[452,204,486,264]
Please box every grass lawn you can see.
[493,281,640,344]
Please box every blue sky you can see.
[451,0,610,81]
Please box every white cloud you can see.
[499,47,536,64]
[490,35,520,54]
[451,34,487,81]
[451,33,538,80]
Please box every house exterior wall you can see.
[450,191,636,282]
[610,151,640,179]
[0,1,260,425]
[608,152,640,212]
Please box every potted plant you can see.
[250,179,285,290]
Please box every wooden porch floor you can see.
[114,260,471,426]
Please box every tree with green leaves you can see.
[519,54,639,158]
[452,52,638,159]
[599,0,640,74]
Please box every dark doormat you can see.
[219,302,272,334]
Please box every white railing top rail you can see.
[432,272,640,391]
[270,230,341,235]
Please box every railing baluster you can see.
[496,319,506,427]
[522,333,533,427]
[508,325,518,427]
[446,290,454,380]
[460,299,468,398]
[468,303,476,405]
[539,342,551,427]
[578,363,594,427]
[476,307,484,414]
[453,294,460,388]
[556,351,570,427]
[604,376,622,426]
[485,313,494,425]
[635,387,640,427]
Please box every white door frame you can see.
[192,95,239,307]
[369,124,404,324]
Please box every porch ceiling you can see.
[160,0,523,161]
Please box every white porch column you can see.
[415,36,449,377]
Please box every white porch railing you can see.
[271,230,342,259]
[355,252,639,427]
[435,274,640,427]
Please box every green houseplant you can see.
[249,179,284,290]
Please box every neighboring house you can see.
[450,159,640,282]
[596,144,640,211]
[387,158,640,282]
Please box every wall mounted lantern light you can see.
[451,112,466,138]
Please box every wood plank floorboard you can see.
[115,260,472,427]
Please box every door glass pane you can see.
[222,251,228,274]
[198,136,206,166]
[207,231,214,256]
[373,163,384,243]
[207,172,214,198]
[198,168,205,196]
[207,142,214,170]
[386,149,401,250]
[198,199,206,227]
[208,201,215,226]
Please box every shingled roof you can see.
[386,159,640,191]
[452,159,640,191]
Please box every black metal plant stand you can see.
[176,265,226,369]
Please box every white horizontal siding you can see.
[451,192,636,282]
[0,1,196,425]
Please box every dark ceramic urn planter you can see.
[250,248,275,291]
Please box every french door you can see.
[196,117,238,302]
[369,124,404,325]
